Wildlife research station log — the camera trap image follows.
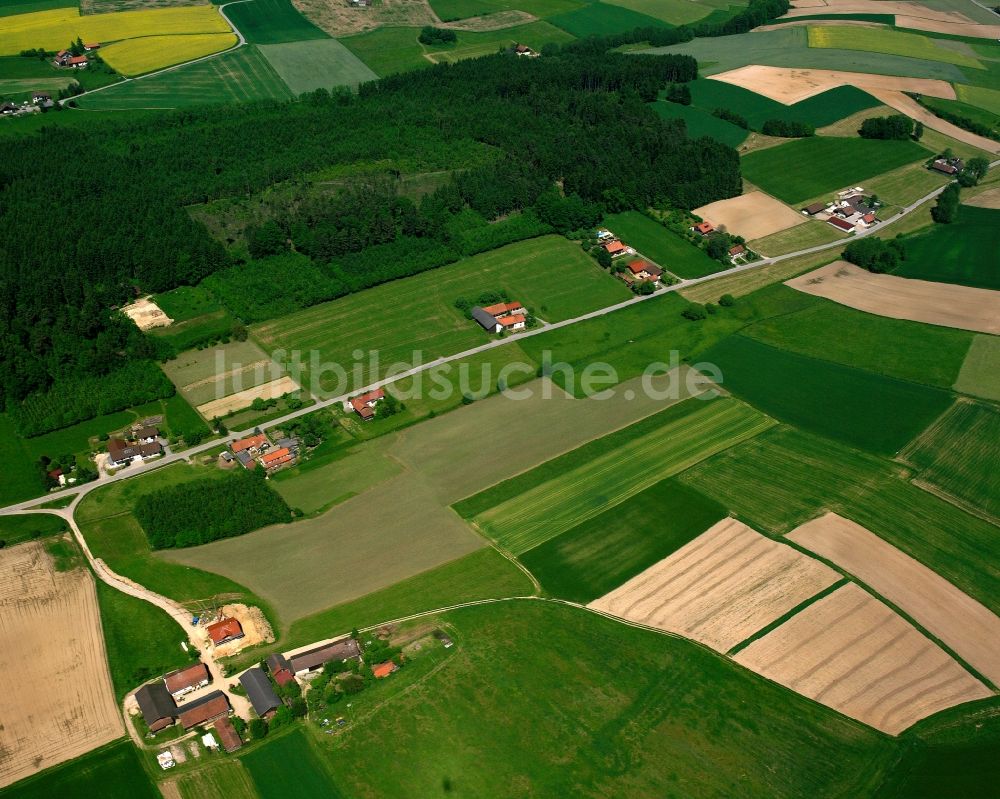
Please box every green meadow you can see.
[652,99,749,148]
[3,740,158,799]
[894,205,1000,290]
[225,0,330,44]
[550,1,668,36]
[258,39,377,93]
[603,210,726,278]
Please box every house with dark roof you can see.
[164,663,211,699]
[240,667,282,719]
[289,637,361,675]
[206,617,244,646]
[136,682,177,732]
[266,653,296,686]
[178,691,230,729]
[135,426,159,443]
[471,307,501,334]
[803,201,827,215]
[213,717,243,752]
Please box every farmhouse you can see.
[350,388,385,421]
[729,244,746,258]
[66,56,88,69]
[261,446,294,472]
[482,301,524,318]
[31,92,50,105]
[135,425,159,443]
[931,157,963,175]
[231,433,268,454]
[472,307,501,333]
[602,240,632,257]
[626,260,662,281]
[499,314,526,331]
[135,682,177,732]
[84,43,100,51]
[177,691,230,730]
[266,653,296,686]
[692,221,714,236]
[289,637,361,675]
[107,437,163,467]
[206,616,244,646]
[803,201,827,215]
[372,661,398,679]
[163,663,211,699]
[513,44,538,57]
[213,717,243,752]
[239,667,282,719]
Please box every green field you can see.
[154,284,225,322]
[253,236,630,395]
[225,0,329,44]
[702,334,953,455]
[901,400,1000,522]
[602,210,726,278]
[957,83,1000,116]
[677,425,1000,614]
[0,413,46,505]
[954,334,1000,402]
[749,218,846,256]
[740,136,931,205]
[807,25,984,69]
[258,39,377,94]
[604,0,721,24]
[520,478,726,602]
[922,95,1000,137]
[78,46,294,110]
[893,205,1000,290]
[0,513,67,547]
[550,1,668,36]
[473,396,773,554]
[652,99,749,148]
[318,600,896,797]
[174,760,260,799]
[243,729,344,799]
[2,739,158,799]
[160,339,286,408]
[0,0,75,15]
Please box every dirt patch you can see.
[294,0,435,36]
[786,260,1000,334]
[0,542,122,789]
[787,0,976,23]
[196,374,301,418]
[443,10,536,29]
[210,603,274,657]
[788,512,1000,686]
[158,780,182,799]
[588,518,840,653]
[694,190,807,239]
[965,187,1000,209]
[756,18,885,31]
[895,15,1000,37]
[865,89,1000,154]
[735,583,991,735]
[121,297,173,331]
[709,64,956,104]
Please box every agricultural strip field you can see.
[787,261,1000,334]
[0,541,121,789]
[225,0,330,44]
[694,191,806,241]
[739,136,932,205]
[99,33,237,76]
[168,760,259,799]
[242,728,342,799]
[319,600,898,797]
[424,21,575,63]
[807,25,984,68]
[258,39,376,93]
[2,740,158,799]
[472,396,774,554]
[789,512,1000,685]
[520,479,726,603]
[861,161,951,210]
[549,1,669,36]
[733,583,991,735]
[603,0,726,24]
[651,99,749,148]
[676,426,1000,615]
[78,45,295,109]
[0,6,231,55]
[893,205,1000,290]
[253,236,630,396]
[900,400,1000,522]
[602,210,725,278]
[957,83,1000,115]
[749,218,846,257]
[954,334,1000,401]
[590,517,840,652]
[428,0,586,20]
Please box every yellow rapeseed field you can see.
[100,33,237,75]
[0,6,229,56]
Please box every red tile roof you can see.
[213,717,242,752]
[729,244,745,256]
[498,314,526,327]
[481,302,523,317]
[350,389,385,413]
[372,661,398,679]
[693,221,714,235]
[231,433,268,453]
[604,240,627,254]
[67,56,88,65]
[828,216,855,231]
[206,617,243,645]
[178,693,229,729]
[862,213,876,224]
[261,447,291,465]
[164,663,210,694]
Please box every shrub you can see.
[712,108,749,129]
[681,303,707,321]
[719,294,736,307]
[761,119,814,137]
[842,237,905,273]
[418,26,457,45]
[931,183,960,224]
[859,114,913,141]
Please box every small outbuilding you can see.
[372,661,399,679]
[289,637,361,675]
[213,716,243,752]
[802,201,827,215]
[240,667,282,719]
[471,307,502,334]
[266,653,296,686]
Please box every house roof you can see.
[231,433,268,453]
[803,202,826,214]
[67,56,88,65]
[498,314,526,327]
[33,92,50,99]
[693,221,714,234]
[164,663,210,694]
[136,682,177,725]
[178,691,230,729]
[481,302,523,317]
[289,637,360,673]
[213,717,243,752]
[471,307,501,331]
[56,49,68,57]
[603,240,627,253]
[135,426,158,439]
[239,667,282,717]
[261,447,291,465]
[350,389,384,414]
[138,442,162,458]
[107,438,134,459]
[931,160,958,174]
[266,653,295,685]
[828,216,855,231]
[862,213,876,223]
[729,244,745,256]
[84,42,100,48]
[627,260,661,276]
[372,661,397,679]
[206,617,243,645]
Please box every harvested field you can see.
[293,0,435,36]
[964,186,1000,209]
[121,296,173,331]
[955,334,1000,402]
[710,64,956,104]
[786,261,1000,334]
[895,15,1000,37]
[789,511,1000,688]
[589,517,840,652]
[734,583,991,735]
[786,0,980,23]
[0,541,122,789]
[694,190,806,240]
[196,374,301,418]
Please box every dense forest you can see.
[135,469,291,549]
[0,49,743,433]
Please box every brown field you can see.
[866,89,1000,154]
[964,187,1000,209]
[786,261,1000,334]
[0,541,122,789]
[735,583,991,735]
[694,191,807,240]
[787,512,1000,686]
[588,518,840,653]
[787,0,976,23]
[895,15,1000,37]
[195,375,301,418]
[121,297,173,331]
[709,64,956,104]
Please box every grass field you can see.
[651,99,749,148]
[862,160,951,211]
[807,25,984,69]
[0,6,230,55]
[0,514,67,547]
[243,729,343,799]
[749,219,846,256]
[428,0,585,20]
[318,600,896,797]
[253,236,629,395]
[677,425,1000,615]
[901,400,1000,522]
[922,95,1000,136]
[954,334,1000,401]
[473,396,773,554]
[602,211,725,278]
[99,32,236,76]
[740,136,932,205]
[154,284,223,321]
[520,478,726,602]
[957,83,1000,116]
[0,414,47,506]
[604,0,719,24]
[893,205,1000,290]
[0,0,75,16]
[258,39,375,93]
[225,0,329,44]
[549,1,668,36]
[160,339,286,407]
[701,334,953,455]
[174,760,260,799]
[2,740,158,799]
